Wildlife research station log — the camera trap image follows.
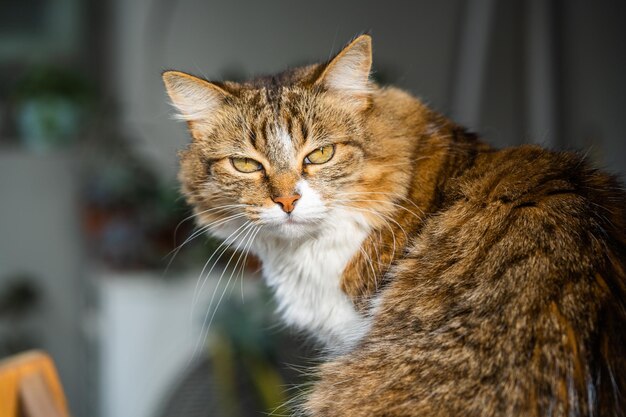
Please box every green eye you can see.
[304,145,335,165]
[231,157,263,173]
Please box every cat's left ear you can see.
[315,34,373,96]
[162,70,231,122]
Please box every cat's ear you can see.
[315,34,373,95]
[162,71,230,122]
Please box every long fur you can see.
[164,35,626,417]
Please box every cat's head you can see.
[163,35,406,241]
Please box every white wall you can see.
[0,151,89,417]
[97,270,260,417]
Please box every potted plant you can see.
[13,66,93,152]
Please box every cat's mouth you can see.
[266,213,323,229]
[284,216,307,225]
[257,208,328,239]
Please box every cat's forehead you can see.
[234,86,313,164]
[238,84,310,114]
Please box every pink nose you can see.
[273,194,301,213]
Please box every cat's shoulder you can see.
[420,144,626,257]
[451,144,625,217]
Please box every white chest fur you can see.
[254,211,371,352]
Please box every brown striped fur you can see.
[163,35,626,416]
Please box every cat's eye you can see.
[304,145,335,165]
[231,157,263,173]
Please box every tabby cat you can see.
[163,35,626,416]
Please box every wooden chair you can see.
[0,350,70,417]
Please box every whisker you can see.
[227,225,258,301]
[332,204,403,271]
[238,225,263,301]
[333,203,412,241]
[164,211,246,275]
[334,191,425,216]
[193,223,257,358]
[333,198,423,219]
[172,204,248,245]
[338,204,401,241]
[189,218,250,323]
[190,221,255,360]
[359,246,378,291]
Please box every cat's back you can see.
[454,144,626,221]
[430,144,626,270]
[306,145,626,417]
[430,144,626,280]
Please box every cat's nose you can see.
[273,194,301,213]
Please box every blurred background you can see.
[0,1,624,416]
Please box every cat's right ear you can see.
[162,71,230,122]
[315,34,373,96]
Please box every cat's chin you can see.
[262,218,322,240]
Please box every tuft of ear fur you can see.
[316,34,373,95]
[162,71,230,122]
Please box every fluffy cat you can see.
[163,35,626,417]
